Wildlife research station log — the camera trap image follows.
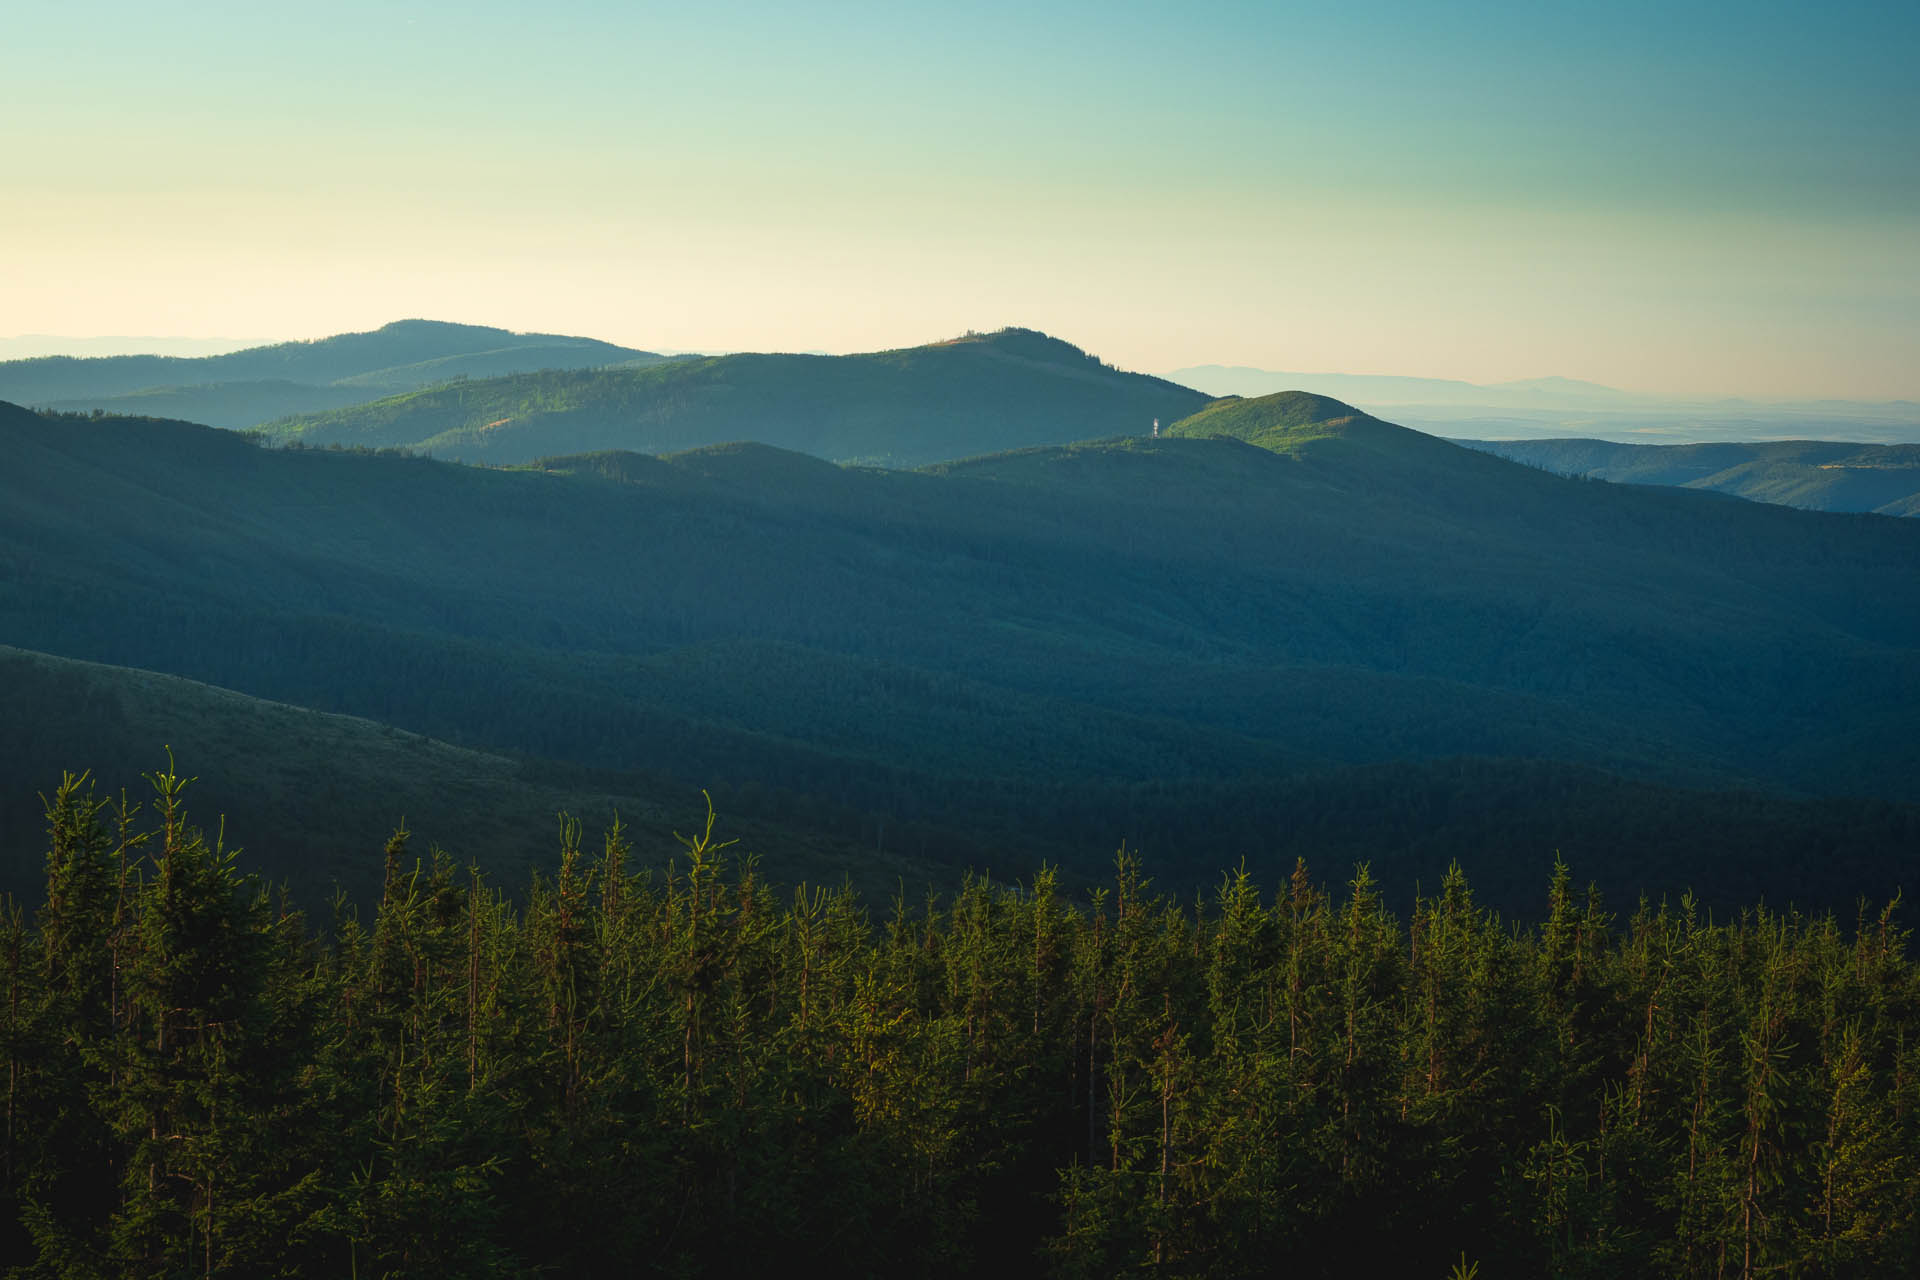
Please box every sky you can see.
[5,0,1917,398]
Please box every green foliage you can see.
[1164,388,1376,450]
[6,769,1920,1276]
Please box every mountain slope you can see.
[0,319,665,428]
[1160,389,1606,510]
[1165,389,1464,457]
[1464,437,1920,516]
[0,643,934,905]
[254,327,1212,466]
[8,642,1916,918]
[6,398,1920,909]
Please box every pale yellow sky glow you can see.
[6,0,1916,400]
[10,186,1910,399]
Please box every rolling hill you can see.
[1462,437,1920,516]
[0,643,936,906]
[252,327,1212,466]
[0,319,667,428]
[5,394,1919,912]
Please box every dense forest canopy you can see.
[1,770,1915,1276]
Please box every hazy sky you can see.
[6,0,1916,397]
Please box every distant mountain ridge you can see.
[255,327,1211,467]
[0,319,668,428]
[1464,437,1920,517]
[1169,366,1647,409]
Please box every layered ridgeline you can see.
[1464,437,1920,517]
[4,394,1919,911]
[252,327,1211,466]
[0,319,667,428]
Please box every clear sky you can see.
[6,0,1916,398]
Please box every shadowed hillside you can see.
[5,396,1919,912]
[0,644,935,905]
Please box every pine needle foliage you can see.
[2,767,1917,1277]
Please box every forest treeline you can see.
[3,769,1917,1277]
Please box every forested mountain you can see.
[5,396,1918,913]
[1464,437,1920,516]
[252,327,1212,466]
[0,319,664,428]
[9,642,1913,918]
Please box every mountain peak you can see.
[1167,389,1377,446]
[944,327,1107,369]
[372,318,512,338]
[1164,390,1511,480]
